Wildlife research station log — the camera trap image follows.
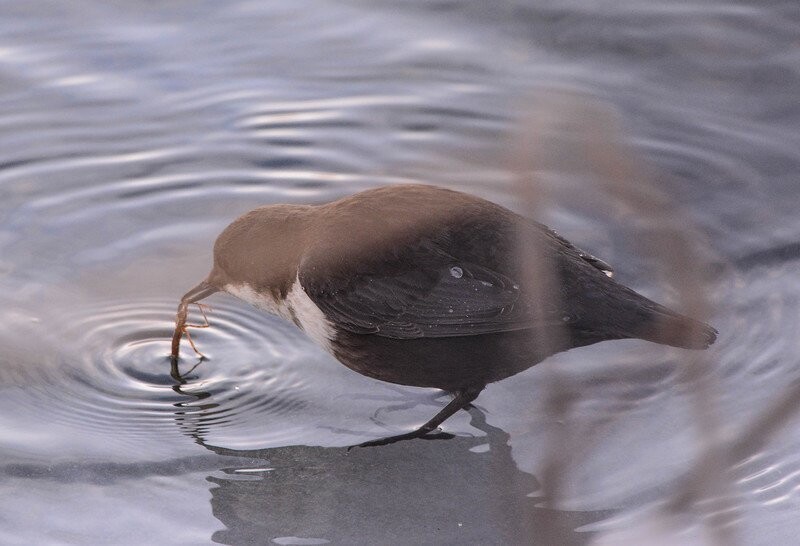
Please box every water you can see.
[1,1,799,544]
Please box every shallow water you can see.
[1,1,799,544]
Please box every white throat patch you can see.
[224,277,335,353]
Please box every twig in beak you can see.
[170,281,219,362]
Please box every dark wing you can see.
[547,227,614,277]
[300,222,596,339]
[305,261,540,338]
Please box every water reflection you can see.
[172,372,611,545]
[1,0,799,542]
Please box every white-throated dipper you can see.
[171,184,716,447]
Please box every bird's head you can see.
[207,204,312,299]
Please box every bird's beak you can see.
[170,280,220,361]
[180,280,219,304]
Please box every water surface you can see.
[1,1,799,544]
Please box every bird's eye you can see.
[449,266,463,279]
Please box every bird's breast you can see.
[224,277,336,353]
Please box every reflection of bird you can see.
[171,184,717,447]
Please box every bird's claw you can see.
[347,428,454,451]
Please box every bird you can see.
[170,184,717,447]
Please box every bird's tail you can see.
[635,304,718,349]
[584,280,718,350]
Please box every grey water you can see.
[1,1,799,544]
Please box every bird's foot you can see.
[349,387,483,450]
[348,427,454,450]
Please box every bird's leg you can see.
[352,386,484,449]
[170,281,219,362]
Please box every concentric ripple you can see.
[0,294,368,460]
